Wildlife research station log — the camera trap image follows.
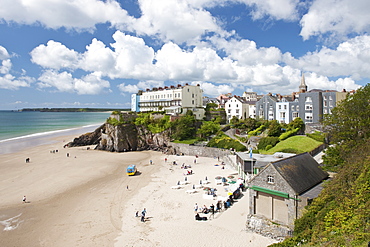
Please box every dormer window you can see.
[267,175,274,184]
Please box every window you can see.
[284,105,287,110]
[229,104,231,107]
[279,105,281,109]
[267,175,274,184]
[228,109,231,113]
[293,112,299,118]
[305,97,312,102]
[236,109,239,113]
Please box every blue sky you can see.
[0,0,369,110]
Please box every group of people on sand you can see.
[135,208,147,222]
[194,196,236,221]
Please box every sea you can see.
[0,111,111,154]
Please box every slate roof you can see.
[271,152,329,195]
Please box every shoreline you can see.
[0,131,278,247]
[0,123,103,154]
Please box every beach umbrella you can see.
[227,175,234,179]
[215,176,222,180]
[228,180,236,184]
[222,177,227,182]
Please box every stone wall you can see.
[168,142,232,158]
[246,215,292,241]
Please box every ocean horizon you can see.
[0,111,111,154]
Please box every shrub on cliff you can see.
[207,133,246,151]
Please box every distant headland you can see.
[19,108,130,112]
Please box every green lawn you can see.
[259,135,323,154]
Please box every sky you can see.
[0,0,369,110]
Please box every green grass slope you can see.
[260,135,323,155]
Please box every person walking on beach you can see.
[141,208,146,222]
[22,195,26,203]
[194,203,198,212]
[210,204,215,219]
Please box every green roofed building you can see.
[247,152,329,237]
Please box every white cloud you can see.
[0,45,10,60]
[0,59,11,74]
[304,72,360,91]
[0,74,33,90]
[37,70,110,95]
[118,80,164,94]
[239,0,299,21]
[197,81,235,97]
[284,35,370,80]
[30,40,80,70]
[109,31,157,79]
[300,0,370,40]
[0,0,133,31]
[133,0,223,43]
[210,37,282,66]
[0,45,34,90]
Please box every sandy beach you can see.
[0,131,277,247]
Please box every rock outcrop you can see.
[68,115,172,153]
[68,124,105,147]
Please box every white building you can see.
[131,84,205,120]
[276,98,290,124]
[225,96,250,122]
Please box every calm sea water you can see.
[0,111,111,142]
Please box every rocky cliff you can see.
[68,120,172,153]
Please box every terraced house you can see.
[131,84,205,120]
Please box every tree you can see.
[322,84,370,170]
[288,117,304,132]
[229,116,239,127]
[323,84,370,143]
[268,120,282,137]
[170,112,196,140]
[196,120,220,140]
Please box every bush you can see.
[265,144,273,150]
[306,131,325,143]
[207,133,247,151]
[279,128,299,141]
[248,125,265,136]
[257,136,279,150]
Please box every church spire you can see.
[299,72,307,93]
